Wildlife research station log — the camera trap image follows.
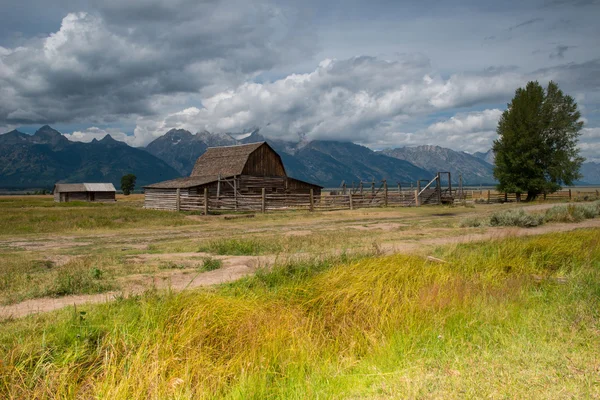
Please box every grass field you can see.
[1,230,599,398]
[0,195,599,398]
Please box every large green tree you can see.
[493,81,584,201]
[120,174,137,196]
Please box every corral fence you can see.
[145,171,596,214]
[145,172,461,213]
[457,188,598,203]
[148,185,422,213]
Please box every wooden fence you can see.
[146,184,596,214]
[153,187,420,214]
[461,189,579,203]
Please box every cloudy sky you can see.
[1,0,599,159]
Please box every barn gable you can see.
[144,141,321,211]
[190,142,285,178]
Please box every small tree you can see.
[121,174,136,195]
[493,81,584,201]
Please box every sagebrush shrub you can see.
[489,209,544,228]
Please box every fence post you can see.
[436,174,442,205]
[234,175,238,211]
[414,190,420,206]
[487,190,491,203]
[349,192,354,210]
[309,189,314,212]
[176,188,181,211]
[569,189,572,200]
[203,188,208,215]
[383,181,388,207]
[504,192,508,203]
[371,181,375,195]
[261,188,266,213]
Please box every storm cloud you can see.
[0,0,311,126]
[1,0,599,157]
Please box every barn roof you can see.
[191,142,271,177]
[54,183,116,192]
[143,175,224,189]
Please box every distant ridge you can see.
[380,145,496,185]
[0,126,180,189]
[2,126,599,189]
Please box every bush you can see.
[489,209,545,228]
[200,257,222,272]
[544,203,600,223]
[199,238,281,255]
[459,216,488,227]
[47,266,110,297]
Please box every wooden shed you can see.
[144,142,322,210]
[53,183,116,203]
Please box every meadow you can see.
[1,230,599,398]
[0,195,599,398]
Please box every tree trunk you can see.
[525,191,538,202]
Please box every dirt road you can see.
[2,218,599,319]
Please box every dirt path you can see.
[2,219,599,319]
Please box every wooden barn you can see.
[53,183,116,203]
[144,142,322,210]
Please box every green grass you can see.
[0,255,117,304]
[0,196,198,235]
[199,257,222,272]
[1,230,599,398]
[199,238,284,255]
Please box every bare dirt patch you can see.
[2,206,599,319]
[349,222,408,231]
[1,253,276,319]
[4,240,92,251]
[284,230,313,237]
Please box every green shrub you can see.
[199,238,281,255]
[544,203,600,223]
[47,267,110,297]
[159,262,186,270]
[200,257,222,272]
[580,202,600,218]
[489,209,545,228]
[459,216,488,227]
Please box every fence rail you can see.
[146,186,595,214]
[459,189,584,203]
[148,187,422,213]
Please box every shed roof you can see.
[143,175,224,189]
[190,142,266,177]
[54,183,116,192]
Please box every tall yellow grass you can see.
[1,229,599,398]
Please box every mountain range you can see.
[0,126,180,189]
[1,126,599,189]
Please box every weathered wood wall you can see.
[55,191,116,202]
[241,145,286,176]
[93,192,116,202]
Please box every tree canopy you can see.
[120,174,137,196]
[493,81,584,201]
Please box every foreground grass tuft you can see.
[199,257,222,272]
[199,238,282,255]
[1,230,599,399]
